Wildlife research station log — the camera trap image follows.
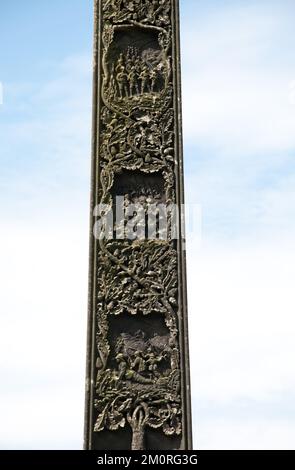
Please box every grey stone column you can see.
[84,0,192,450]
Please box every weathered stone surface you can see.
[84,0,192,450]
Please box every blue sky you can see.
[1,0,295,450]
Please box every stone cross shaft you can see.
[84,0,192,450]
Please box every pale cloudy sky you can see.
[1,0,295,450]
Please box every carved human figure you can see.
[125,50,133,74]
[131,351,146,373]
[128,65,137,97]
[140,65,149,95]
[135,55,142,74]
[115,54,128,98]
[115,353,128,382]
[146,347,162,377]
[149,67,157,93]
[115,351,153,385]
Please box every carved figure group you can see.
[113,47,159,99]
[112,330,170,387]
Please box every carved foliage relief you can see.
[92,0,184,450]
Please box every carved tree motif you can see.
[94,376,181,450]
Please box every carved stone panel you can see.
[84,0,192,450]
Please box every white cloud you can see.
[0,54,91,449]
[195,419,295,450]
[181,1,295,156]
[0,224,88,449]
[187,240,295,449]
[181,2,295,244]
[0,53,92,221]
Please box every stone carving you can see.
[95,328,181,449]
[113,47,164,99]
[100,105,175,177]
[102,21,171,108]
[94,240,181,448]
[90,0,186,450]
[103,0,171,27]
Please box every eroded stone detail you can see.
[91,0,186,450]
